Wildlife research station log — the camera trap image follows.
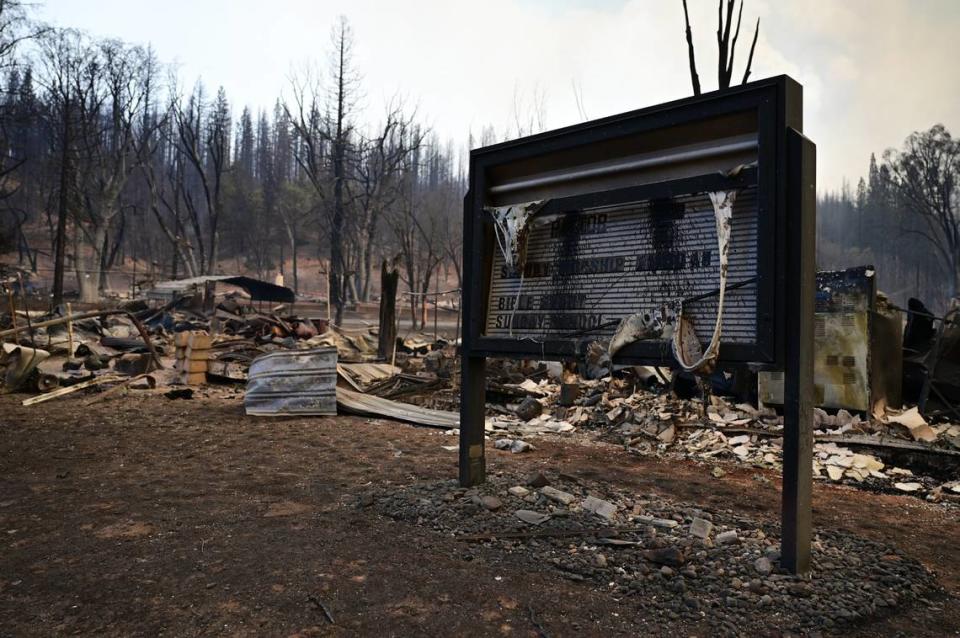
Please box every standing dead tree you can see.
[681,0,759,95]
[169,84,231,276]
[284,17,358,325]
[71,40,158,300]
[0,0,41,201]
[884,125,960,300]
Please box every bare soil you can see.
[0,392,958,637]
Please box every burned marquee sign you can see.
[484,183,756,370]
[460,76,817,573]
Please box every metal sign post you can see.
[781,128,816,573]
[459,76,815,573]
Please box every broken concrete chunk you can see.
[515,509,551,525]
[634,515,679,529]
[716,530,739,545]
[689,518,714,539]
[581,496,617,521]
[508,486,530,498]
[540,486,576,505]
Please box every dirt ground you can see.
[1,392,958,637]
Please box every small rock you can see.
[716,530,739,545]
[540,486,576,505]
[660,566,675,577]
[508,486,530,497]
[595,554,607,568]
[754,556,773,576]
[527,472,550,488]
[480,495,503,511]
[689,517,713,539]
[515,509,551,525]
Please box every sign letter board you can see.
[459,76,815,573]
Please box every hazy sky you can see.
[37,0,960,191]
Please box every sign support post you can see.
[780,128,816,573]
[459,354,486,486]
[460,190,487,487]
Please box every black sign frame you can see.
[463,75,802,367]
[459,75,816,574]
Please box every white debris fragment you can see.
[893,482,923,492]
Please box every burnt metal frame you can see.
[459,76,814,574]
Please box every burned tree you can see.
[350,101,425,301]
[681,0,759,94]
[284,17,359,325]
[884,125,960,300]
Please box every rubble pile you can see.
[472,370,960,502]
[366,472,943,635]
[2,288,959,502]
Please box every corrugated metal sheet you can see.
[484,187,758,347]
[336,386,459,429]
[244,348,337,416]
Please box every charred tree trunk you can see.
[378,259,399,359]
[52,97,71,308]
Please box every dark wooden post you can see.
[378,259,399,360]
[459,189,486,486]
[781,127,816,574]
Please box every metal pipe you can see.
[489,139,757,195]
